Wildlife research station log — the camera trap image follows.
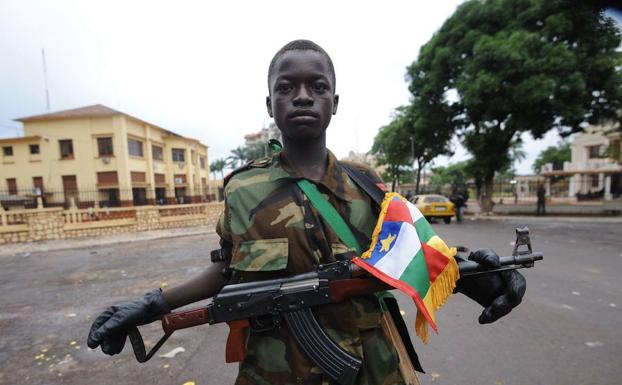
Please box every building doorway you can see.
[132,188,148,206]
[62,175,78,208]
[175,187,188,204]
[99,188,120,207]
[155,187,167,205]
[611,173,621,198]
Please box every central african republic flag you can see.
[352,192,459,343]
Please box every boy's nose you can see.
[293,86,313,106]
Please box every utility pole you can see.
[41,49,51,111]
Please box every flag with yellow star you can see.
[352,192,459,343]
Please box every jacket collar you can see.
[269,150,352,202]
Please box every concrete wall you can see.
[0,202,223,244]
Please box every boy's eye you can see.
[276,83,292,93]
[312,83,327,92]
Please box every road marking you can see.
[585,341,604,348]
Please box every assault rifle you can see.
[128,227,542,385]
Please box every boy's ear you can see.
[332,94,339,115]
[266,96,273,117]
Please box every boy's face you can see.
[267,50,338,143]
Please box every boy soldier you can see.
[87,40,526,385]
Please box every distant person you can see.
[450,184,468,223]
[537,184,546,216]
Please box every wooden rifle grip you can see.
[225,319,250,363]
[162,308,210,335]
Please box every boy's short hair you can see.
[268,39,336,90]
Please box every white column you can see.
[569,176,577,198]
[604,175,612,200]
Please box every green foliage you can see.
[227,146,249,169]
[406,0,622,209]
[226,140,279,171]
[371,113,413,189]
[371,104,454,192]
[430,161,470,187]
[209,158,227,179]
[532,142,571,173]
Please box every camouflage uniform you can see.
[217,150,405,385]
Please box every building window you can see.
[128,138,144,157]
[131,171,146,183]
[59,140,74,159]
[97,172,118,186]
[174,174,186,185]
[154,173,166,184]
[6,178,17,195]
[29,144,40,154]
[3,146,13,156]
[97,137,114,156]
[152,145,164,161]
[588,145,602,159]
[200,156,206,169]
[172,148,185,162]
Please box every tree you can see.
[406,0,622,212]
[227,146,249,169]
[371,105,454,193]
[371,115,413,191]
[209,158,227,180]
[532,142,571,174]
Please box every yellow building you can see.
[0,104,210,208]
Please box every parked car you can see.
[412,194,455,224]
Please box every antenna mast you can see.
[41,49,50,111]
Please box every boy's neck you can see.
[282,136,328,181]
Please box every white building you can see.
[542,123,621,200]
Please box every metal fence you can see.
[0,187,223,210]
[400,174,621,204]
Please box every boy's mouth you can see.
[288,110,319,120]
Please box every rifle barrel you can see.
[458,252,543,276]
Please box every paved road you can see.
[0,218,620,385]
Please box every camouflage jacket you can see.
[216,150,404,385]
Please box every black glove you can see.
[87,289,170,355]
[455,248,526,324]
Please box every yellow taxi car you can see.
[412,194,455,224]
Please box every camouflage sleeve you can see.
[215,197,233,263]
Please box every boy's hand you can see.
[455,248,526,324]
[87,289,170,355]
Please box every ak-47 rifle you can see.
[127,227,542,385]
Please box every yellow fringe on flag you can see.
[415,251,459,343]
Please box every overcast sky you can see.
[3,1,618,175]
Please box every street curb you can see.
[0,226,216,258]
[469,214,622,223]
